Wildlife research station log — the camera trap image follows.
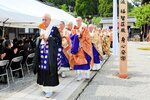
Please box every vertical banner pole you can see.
[119,0,128,78]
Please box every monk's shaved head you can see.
[42,13,51,28]
[76,17,82,27]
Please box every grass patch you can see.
[137,47,150,50]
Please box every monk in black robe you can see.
[33,14,62,98]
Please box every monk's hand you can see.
[62,38,68,48]
[43,34,48,42]
[40,33,44,39]
[77,30,81,37]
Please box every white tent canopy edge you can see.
[0,0,76,28]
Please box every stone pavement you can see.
[1,42,149,100]
[77,42,150,100]
[0,54,108,100]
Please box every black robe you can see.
[33,26,62,86]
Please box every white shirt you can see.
[40,24,53,44]
[90,29,95,37]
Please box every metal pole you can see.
[113,0,118,56]
[2,23,5,38]
[69,5,71,13]
[2,18,9,38]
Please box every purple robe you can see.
[58,46,70,68]
[70,34,91,70]
[92,43,100,64]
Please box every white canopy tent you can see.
[0,0,76,28]
[0,5,40,28]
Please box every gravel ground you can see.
[0,68,36,99]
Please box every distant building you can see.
[99,16,136,29]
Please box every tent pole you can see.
[2,23,5,38]
[2,18,9,38]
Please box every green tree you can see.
[75,0,98,17]
[92,16,102,26]
[142,0,150,4]
[131,0,150,6]
[98,0,134,17]
[128,2,134,12]
[47,0,63,6]
[129,3,150,27]
[47,0,76,10]
[60,4,68,12]
[98,0,113,17]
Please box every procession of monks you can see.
[56,17,113,80]
[35,15,113,98]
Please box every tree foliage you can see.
[129,3,150,27]
[130,0,150,6]
[47,0,63,6]
[98,0,134,17]
[128,2,134,12]
[47,0,135,18]
[75,0,98,17]
[142,0,150,4]
[47,0,75,11]
[92,16,102,26]
[98,0,113,17]
[60,4,68,12]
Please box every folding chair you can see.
[0,60,10,90]
[18,50,26,64]
[25,53,35,73]
[18,50,25,56]
[9,56,24,82]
